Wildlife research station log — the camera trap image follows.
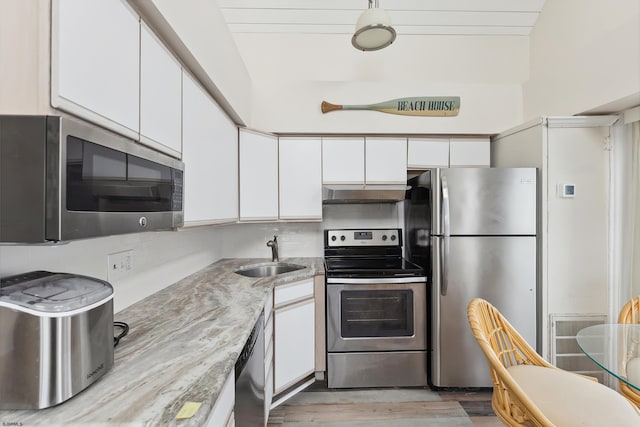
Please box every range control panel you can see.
[325,229,401,247]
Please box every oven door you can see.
[327,280,427,352]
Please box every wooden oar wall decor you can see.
[321,96,460,117]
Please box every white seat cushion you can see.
[508,365,640,426]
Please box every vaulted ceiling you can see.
[217,0,546,37]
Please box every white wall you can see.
[524,0,640,118]
[235,34,528,134]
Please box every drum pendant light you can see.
[351,0,396,51]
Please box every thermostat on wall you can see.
[561,183,576,198]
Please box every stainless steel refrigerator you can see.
[405,168,537,388]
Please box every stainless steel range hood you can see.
[322,184,410,204]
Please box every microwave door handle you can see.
[441,175,450,297]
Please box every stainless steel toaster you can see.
[0,271,114,409]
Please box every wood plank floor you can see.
[268,382,503,426]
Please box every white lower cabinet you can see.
[264,291,274,426]
[273,279,315,395]
[206,370,234,427]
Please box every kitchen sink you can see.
[234,262,305,278]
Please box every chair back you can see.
[468,298,554,426]
[619,296,640,324]
[618,296,640,406]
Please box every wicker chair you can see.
[618,296,640,406]
[468,298,640,427]
[467,298,557,426]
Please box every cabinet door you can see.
[140,23,182,156]
[205,370,234,427]
[279,137,322,220]
[52,0,139,139]
[182,72,238,225]
[274,299,315,394]
[240,129,278,221]
[449,137,490,167]
[264,292,274,422]
[365,137,407,184]
[322,137,365,184]
[408,138,449,169]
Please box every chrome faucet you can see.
[266,235,279,262]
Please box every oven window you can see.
[66,136,180,212]
[340,290,414,338]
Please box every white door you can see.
[182,72,238,225]
[449,137,490,167]
[322,137,365,184]
[279,137,322,220]
[274,299,315,394]
[408,138,449,169]
[365,137,407,183]
[140,22,182,156]
[239,129,279,221]
[52,0,140,139]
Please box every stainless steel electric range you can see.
[324,228,428,388]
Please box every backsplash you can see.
[0,203,401,313]
[0,227,224,313]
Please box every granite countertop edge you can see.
[0,257,324,426]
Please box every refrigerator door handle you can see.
[431,235,442,385]
[441,175,450,296]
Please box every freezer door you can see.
[431,235,536,388]
[435,168,536,236]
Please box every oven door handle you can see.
[327,277,427,284]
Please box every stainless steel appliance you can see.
[405,168,537,388]
[235,312,265,427]
[0,115,184,243]
[0,271,114,409]
[324,228,428,388]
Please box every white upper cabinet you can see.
[279,137,322,220]
[52,0,140,139]
[323,137,407,184]
[182,72,238,225]
[408,138,450,169]
[322,137,365,184]
[140,22,182,156]
[239,129,279,221]
[365,137,408,184]
[449,137,490,167]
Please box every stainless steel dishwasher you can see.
[235,312,265,427]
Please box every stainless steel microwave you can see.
[0,115,184,243]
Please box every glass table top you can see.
[576,324,640,392]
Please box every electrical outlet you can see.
[107,250,133,282]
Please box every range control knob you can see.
[340,235,346,241]
[381,235,388,241]
[391,235,397,241]
[331,235,337,241]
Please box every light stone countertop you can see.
[0,257,324,427]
